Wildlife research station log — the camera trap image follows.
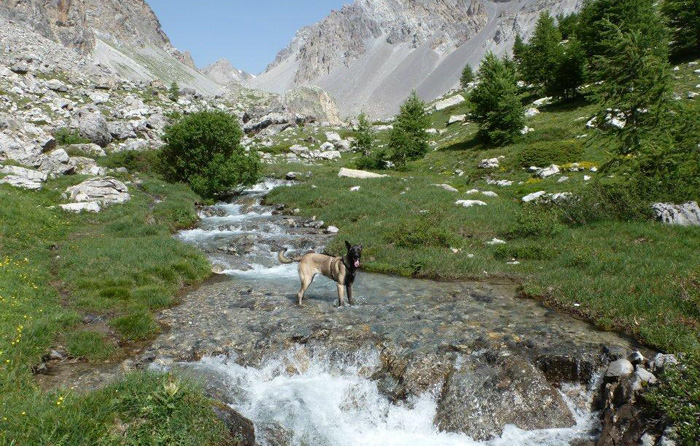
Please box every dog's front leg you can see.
[336,283,345,307]
[346,284,354,305]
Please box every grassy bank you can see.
[0,169,234,444]
[265,62,700,355]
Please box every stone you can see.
[60,202,101,213]
[456,200,487,208]
[325,131,341,143]
[650,353,679,373]
[66,143,106,158]
[521,126,534,135]
[652,202,700,226]
[108,121,137,140]
[350,186,361,192]
[605,359,634,382]
[487,238,506,245]
[447,114,466,125]
[478,158,500,169]
[1,165,47,182]
[285,172,298,180]
[289,144,309,155]
[70,157,106,176]
[71,109,112,147]
[212,404,256,446]
[326,226,339,234]
[336,139,352,151]
[65,177,130,205]
[628,351,645,366]
[688,91,698,100]
[319,142,335,151]
[35,149,74,177]
[532,97,552,107]
[0,175,43,190]
[631,368,657,392]
[525,107,540,118]
[88,92,111,104]
[434,94,465,111]
[318,150,341,160]
[557,176,569,183]
[45,79,68,92]
[537,164,560,178]
[433,184,458,192]
[522,191,547,203]
[338,168,387,179]
[481,191,498,198]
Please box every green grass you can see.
[266,84,700,355]
[0,172,218,444]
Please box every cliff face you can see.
[0,0,171,53]
[251,0,583,118]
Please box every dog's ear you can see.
[345,240,351,250]
[359,244,363,251]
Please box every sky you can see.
[147,0,348,75]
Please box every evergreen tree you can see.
[460,64,475,89]
[471,52,525,146]
[662,0,700,59]
[547,37,587,100]
[520,12,563,91]
[388,92,430,167]
[169,81,180,102]
[512,33,527,65]
[352,112,373,155]
[591,1,672,157]
[557,12,580,40]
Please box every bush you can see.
[169,81,180,102]
[387,213,455,249]
[506,208,562,238]
[646,355,700,446]
[54,128,91,146]
[517,140,584,168]
[460,64,475,89]
[355,149,387,170]
[159,111,260,199]
[559,179,653,225]
[352,112,373,154]
[99,150,161,175]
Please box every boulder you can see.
[652,202,700,226]
[318,150,341,161]
[289,144,309,155]
[319,142,335,151]
[325,131,342,143]
[434,356,574,440]
[478,158,500,169]
[71,109,112,147]
[456,200,487,208]
[338,168,387,179]
[522,191,547,203]
[525,108,540,118]
[0,165,47,190]
[35,149,74,177]
[45,79,68,92]
[447,114,466,125]
[335,139,352,152]
[212,404,256,446]
[649,354,679,373]
[537,164,560,178]
[433,184,458,192]
[108,121,137,140]
[65,177,130,205]
[88,92,110,104]
[435,94,465,111]
[605,359,634,383]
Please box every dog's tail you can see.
[278,249,300,264]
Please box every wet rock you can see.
[435,356,575,440]
[604,359,634,383]
[257,422,293,446]
[535,354,596,386]
[212,403,256,446]
[649,353,679,373]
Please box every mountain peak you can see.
[202,59,254,85]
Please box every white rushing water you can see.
[185,350,599,446]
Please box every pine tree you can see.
[388,92,430,167]
[520,12,563,91]
[460,65,475,89]
[591,0,672,157]
[352,112,373,155]
[512,33,527,65]
[471,52,525,146]
[662,0,700,59]
[557,12,580,40]
[547,37,586,100]
[169,81,180,102]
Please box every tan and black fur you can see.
[278,241,362,307]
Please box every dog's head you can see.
[345,241,362,269]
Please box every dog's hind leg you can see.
[297,274,314,306]
[336,283,345,307]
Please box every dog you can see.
[278,241,362,307]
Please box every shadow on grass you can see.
[441,135,485,152]
[540,96,591,113]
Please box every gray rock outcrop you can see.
[72,109,112,147]
[652,202,700,226]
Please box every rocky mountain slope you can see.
[0,0,220,94]
[251,0,583,118]
[203,59,255,85]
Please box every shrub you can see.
[54,128,91,146]
[506,208,562,238]
[388,213,455,249]
[99,150,161,175]
[388,91,430,167]
[646,355,700,446]
[559,179,653,225]
[169,81,180,102]
[471,52,525,146]
[352,112,373,154]
[159,111,260,199]
[493,242,554,261]
[355,148,387,171]
[517,140,584,168]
